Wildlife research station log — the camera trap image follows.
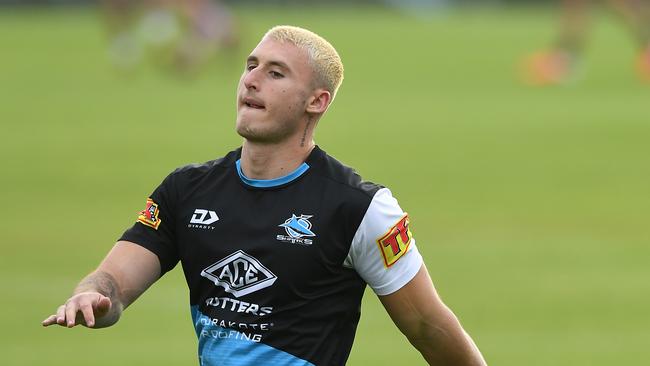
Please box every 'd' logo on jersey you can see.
[201,250,277,297]
[137,198,161,230]
[188,208,219,230]
[190,209,219,225]
[377,215,413,267]
[276,214,315,245]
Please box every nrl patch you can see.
[376,214,413,267]
[137,198,161,230]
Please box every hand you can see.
[42,292,112,328]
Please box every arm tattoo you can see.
[75,271,119,299]
[74,270,124,327]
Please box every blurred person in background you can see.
[175,0,239,73]
[523,0,650,85]
[42,25,487,366]
[102,0,238,75]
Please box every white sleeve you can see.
[344,188,423,296]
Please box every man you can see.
[102,0,238,74]
[43,25,487,366]
[522,0,650,85]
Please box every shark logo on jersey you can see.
[276,214,315,245]
[280,214,315,238]
[201,250,277,297]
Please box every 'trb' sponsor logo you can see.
[376,214,413,267]
[200,250,277,297]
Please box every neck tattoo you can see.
[300,118,311,147]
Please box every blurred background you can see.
[1,0,649,365]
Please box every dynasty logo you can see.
[276,214,316,245]
[200,250,277,297]
[188,208,219,230]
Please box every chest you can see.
[173,181,355,300]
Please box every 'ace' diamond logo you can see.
[200,250,277,297]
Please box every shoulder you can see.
[166,148,239,183]
[312,147,384,202]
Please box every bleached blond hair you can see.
[263,25,344,101]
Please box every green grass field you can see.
[1,4,649,365]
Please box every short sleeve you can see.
[119,172,180,275]
[344,188,423,296]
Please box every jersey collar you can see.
[236,159,310,188]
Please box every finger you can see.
[95,295,112,316]
[64,301,79,328]
[79,302,95,328]
[56,305,66,326]
[42,314,57,326]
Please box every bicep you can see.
[96,240,162,308]
[379,263,458,338]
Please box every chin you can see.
[238,126,295,145]
[237,123,270,142]
[235,118,256,137]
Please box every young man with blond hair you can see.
[43,25,487,366]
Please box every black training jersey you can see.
[120,146,422,366]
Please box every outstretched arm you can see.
[379,264,487,365]
[42,240,161,329]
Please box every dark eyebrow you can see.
[246,55,291,72]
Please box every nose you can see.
[243,67,260,91]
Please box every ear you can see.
[305,89,331,115]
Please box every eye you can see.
[246,64,257,71]
[270,71,284,79]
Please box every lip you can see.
[241,96,266,110]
